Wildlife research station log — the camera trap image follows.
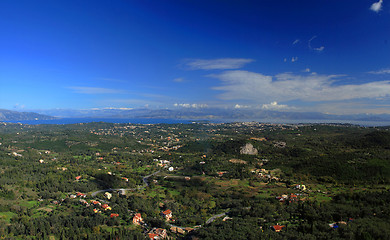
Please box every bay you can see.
[3,118,390,126]
[4,118,195,125]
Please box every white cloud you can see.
[234,104,249,109]
[261,101,290,110]
[173,103,208,108]
[68,86,125,94]
[291,57,298,62]
[284,58,287,62]
[103,107,133,110]
[185,58,254,70]
[370,0,383,12]
[368,68,390,74]
[303,68,311,72]
[292,39,300,45]
[308,36,325,52]
[212,70,390,103]
[314,46,325,52]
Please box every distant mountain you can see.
[36,108,390,122]
[0,109,56,121]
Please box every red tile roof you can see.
[148,233,158,239]
[162,209,172,215]
[272,225,285,232]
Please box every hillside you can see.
[0,109,56,121]
[37,107,390,122]
[0,122,390,239]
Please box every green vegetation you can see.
[0,121,390,239]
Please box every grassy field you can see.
[18,200,38,208]
[0,211,17,223]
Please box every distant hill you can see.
[0,109,56,121]
[36,107,390,123]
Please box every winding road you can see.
[205,212,227,224]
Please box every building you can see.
[102,204,112,211]
[148,228,167,239]
[271,224,285,232]
[161,209,172,221]
[133,213,143,225]
[105,192,112,199]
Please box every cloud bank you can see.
[174,103,208,108]
[68,86,125,94]
[262,101,290,110]
[185,58,254,70]
[368,68,390,74]
[234,104,249,109]
[212,70,390,103]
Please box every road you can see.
[205,212,227,224]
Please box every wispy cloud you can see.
[370,0,383,12]
[212,70,390,103]
[173,103,208,108]
[91,107,133,110]
[292,39,300,45]
[185,58,254,70]
[368,68,390,74]
[314,46,325,52]
[261,101,291,110]
[291,57,298,63]
[308,36,325,52]
[97,78,127,83]
[173,78,186,83]
[68,86,125,94]
[234,104,249,109]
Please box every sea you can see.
[3,118,390,127]
[3,118,195,125]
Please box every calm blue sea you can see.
[4,118,196,125]
[3,118,390,126]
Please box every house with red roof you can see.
[76,192,86,198]
[271,224,285,232]
[102,204,112,211]
[148,233,159,239]
[90,200,101,206]
[161,209,172,221]
[133,213,143,225]
[148,228,167,239]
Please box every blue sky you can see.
[1,0,390,114]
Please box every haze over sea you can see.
[4,118,390,127]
